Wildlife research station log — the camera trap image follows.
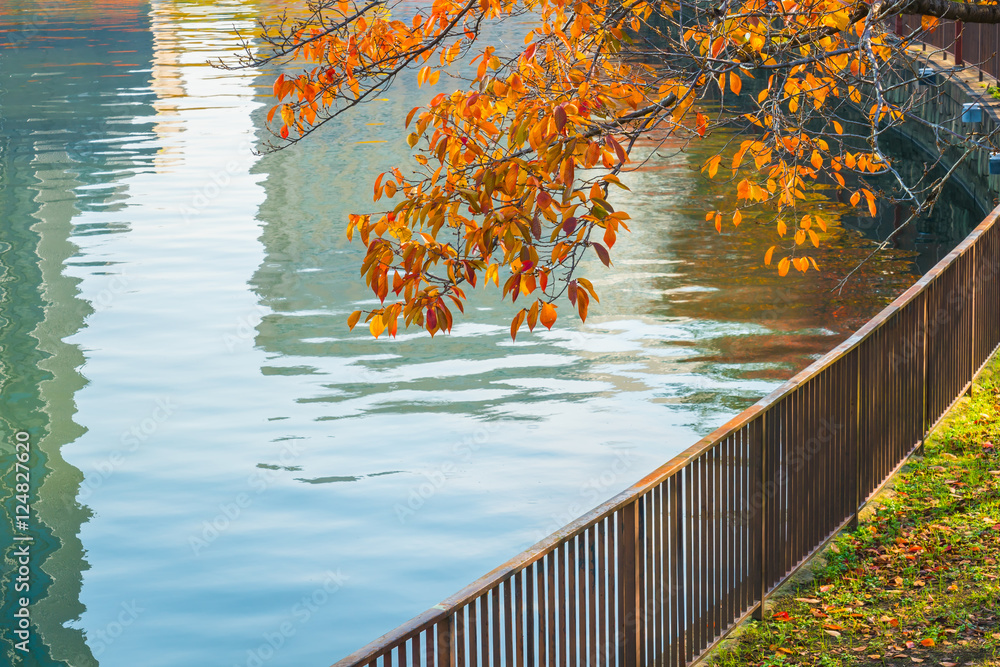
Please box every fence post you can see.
[919,294,929,455]
[850,352,859,530]
[970,246,977,391]
[956,21,964,65]
[618,502,640,666]
[438,615,455,666]
[753,415,768,621]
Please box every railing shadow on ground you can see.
[330,59,1000,667]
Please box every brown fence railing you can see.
[899,17,1000,81]
[331,205,1000,667]
[331,126,1000,667]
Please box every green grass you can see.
[981,83,1000,101]
[712,354,1000,667]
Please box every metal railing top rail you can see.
[331,187,1000,667]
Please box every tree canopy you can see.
[230,0,998,339]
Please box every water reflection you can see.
[0,3,154,665]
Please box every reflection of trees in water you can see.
[624,124,981,384]
[0,4,155,665]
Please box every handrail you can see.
[331,62,1000,667]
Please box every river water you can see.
[0,2,984,666]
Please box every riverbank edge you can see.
[695,44,1000,667]
[704,347,1000,667]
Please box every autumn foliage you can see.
[236,0,984,338]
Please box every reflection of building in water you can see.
[0,3,154,665]
[149,2,187,171]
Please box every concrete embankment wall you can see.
[895,45,1000,210]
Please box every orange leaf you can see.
[540,302,557,329]
[764,245,776,265]
[920,638,935,647]
[510,310,526,341]
[696,112,707,137]
[778,257,790,276]
[347,310,362,330]
[730,72,742,95]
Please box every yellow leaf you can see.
[810,151,822,169]
[764,245,776,265]
[733,210,742,227]
[370,314,386,338]
[777,219,787,237]
[833,121,843,134]
[778,257,790,276]
[814,215,827,232]
[808,229,820,247]
[795,229,806,245]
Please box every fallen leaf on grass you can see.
[819,584,834,592]
[795,597,820,604]
[920,638,935,647]
[825,629,841,637]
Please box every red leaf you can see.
[592,242,611,267]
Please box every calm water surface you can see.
[0,2,984,666]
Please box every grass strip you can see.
[712,354,1000,667]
